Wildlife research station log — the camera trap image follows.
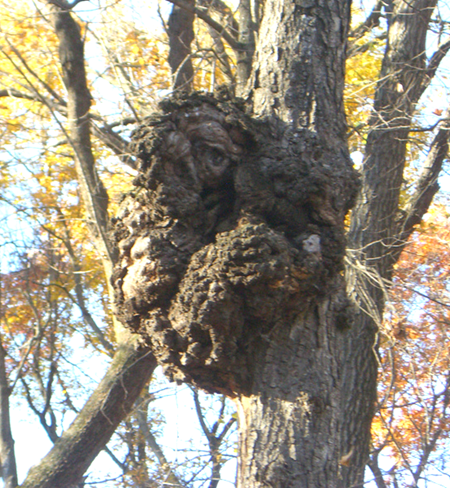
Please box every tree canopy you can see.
[0,1,449,487]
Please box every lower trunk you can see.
[234,296,377,488]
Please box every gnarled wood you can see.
[112,87,361,485]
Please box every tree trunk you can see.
[0,341,18,488]
[349,0,438,277]
[111,2,366,488]
[168,0,195,91]
[111,1,446,487]
[234,296,375,488]
[112,88,361,487]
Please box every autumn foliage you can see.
[0,1,449,487]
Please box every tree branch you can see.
[46,3,116,273]
[417,39,450,101]
[47,0,89,10]
[0,338,18,488]
[165,0,241,50]
[398,108,450,245]
[135,396,184,488]
[0,85,135,169]
[19,343,156,488]
[349,0,383,41]
[367,449,388,488]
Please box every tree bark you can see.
[344,4,443,486]
[246,0,349,140]
[349,0,439,277]
[234,297,374,487]
[111,2,365,488]
[15,0,446,487]
[168,0,195,92]
[112,81,362,486]
[19,343,156,488]
[48,5,115,270]
[0,340,18,488]
[109,0,448,486]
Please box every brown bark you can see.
[0,340,18,488]
[349,0,439,277]
[48,6,114,269]
[11,0,447,486]
[247,0,350,144]
[110,2,367,488]
[345,4,444,485]
[235,0,255,94]
[168,0,195,92]
[112,83,362,485]
[19,343,156,488]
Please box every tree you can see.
[369,204,450,487]
[0,0,449,487]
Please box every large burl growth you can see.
[112,93,358,396]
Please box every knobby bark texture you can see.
[110,1,372,487]
[23,0,444,486]
[112,89,363,486]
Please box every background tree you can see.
[0,0,449,487]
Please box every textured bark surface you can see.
[111,91,363,485]
[247,0,350,140]
[349,0,439,277]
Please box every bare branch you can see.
[398,109,450,243]
[0,337,18,488]
[165,0,241,50]
[46,3,117,274]
[4,39,66,106]
[419,39,450,96]
[19,344,156,488]
[349,0,383,41]
[135,396,184,488]
[367,449,388,488]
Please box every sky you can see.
[1,0,450,487]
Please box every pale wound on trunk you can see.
[112,92,359,396]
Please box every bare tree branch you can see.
[165,0,240,50]
[349,0,383,41]
[367,449,388,488]
[19,344,156,488]
[0,337,18,488]
[418,39,450,98]
[397,108,450,246]
[135,396,184,488]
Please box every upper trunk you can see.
[247,0,350,142]
[168,0,195,91]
